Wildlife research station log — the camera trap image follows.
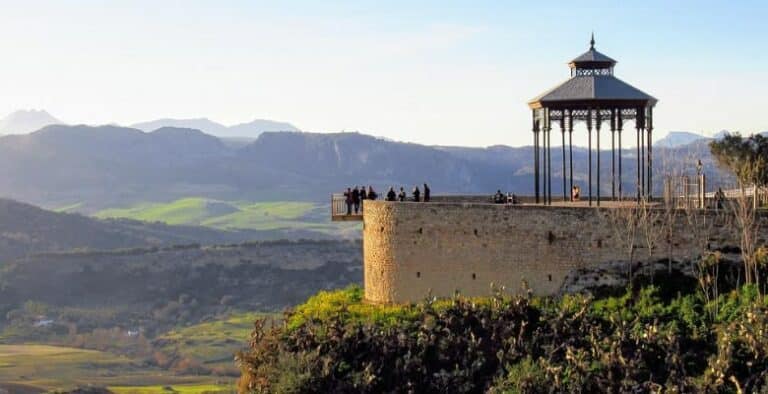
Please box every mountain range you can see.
[0,124,737,212]
[130,117,300,138]
[0,110,300,138]
[0,109,63,134]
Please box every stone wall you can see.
[362,200,767,304]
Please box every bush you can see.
[237,283,768,393]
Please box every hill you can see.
[93,198,350,236]
[654,131,706,147]
[0,125,736,211]
[0,109,62,134]
[0,198,350,264]
[0,198,217,262]
[131,117,299,138]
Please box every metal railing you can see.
[331,193,363,221]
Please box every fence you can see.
[331,193,363,221]
[663,174,706,209]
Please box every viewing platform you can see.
[331,194,660,222]
[331,186,767,221]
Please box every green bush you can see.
[238,283,768,393]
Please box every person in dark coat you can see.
[387,187,396,201]
[413,186,421,202]
[344,187,353,214]
[352,186,361,213]
[360,186,367,201]
[494,190,504,204]
[398,187,406,202]
[715,187,725,210]
[423,183,430,202]
[368,186,377,200]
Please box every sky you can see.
[0,0,767,147]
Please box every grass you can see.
[109,383,233,393]
[52,202,83,213]
[93,198,352,234]
[0,344,229,392]
[287,286,420,330]
[156,312,277,369]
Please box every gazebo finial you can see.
[590,32,595,49]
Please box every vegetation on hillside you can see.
[94,198,356,237]
[237,267,768,394]
[0,344,229,392]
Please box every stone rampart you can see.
[362,200,767,304]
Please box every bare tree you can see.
[607,206,641,286]
[637,197,663,280]
[695,251,722,318]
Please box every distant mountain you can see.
[131,118,229,135]
[131,117,299,138]
[655,131,706,148]
[0,125,735,210]
[227,119,300,137]
[0,109,63,134]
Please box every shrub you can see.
[237,283,768,393]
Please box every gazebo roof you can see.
[529,75,656,107]
[569,48,617,65]
[529,35,656,109]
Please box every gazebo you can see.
[528,35,657,206]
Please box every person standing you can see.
[423,183,430,202]
[352,186,361,213]
[360,186,368,201]
[413,186,421,202]
[494,190,504,204]
[715,187,725,210]
[344,187,353,215]
[368,186,377,200]
[387,187,396,201]
[398,187,406,202]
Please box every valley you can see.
[0,197,362,391]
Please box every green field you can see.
[109,383,233,393]
[0,312,275,391]
[155,312,277,372]
[93,198,346,233]
[0,344,231,392]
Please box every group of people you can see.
[342,183,432,215]
[343,186,378,215]
[493,190,519,204]
[386,183,431,203]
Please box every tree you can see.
[709,133,768,195]
[710,133,767,290]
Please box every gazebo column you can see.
[617,111,623,200]
[641,117,645,199]
[568,111,574,201]
[546,115,552,205]
[560,116,567,201]
[647,106,653,199]
[541,111,547,205]
[545,109,552,205]
[636,123,641,202]
[587,109,593,206]
[596,109,601,207]
[533,111,540,204]
[611,109,616,201]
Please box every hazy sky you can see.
[0,0,766,147]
